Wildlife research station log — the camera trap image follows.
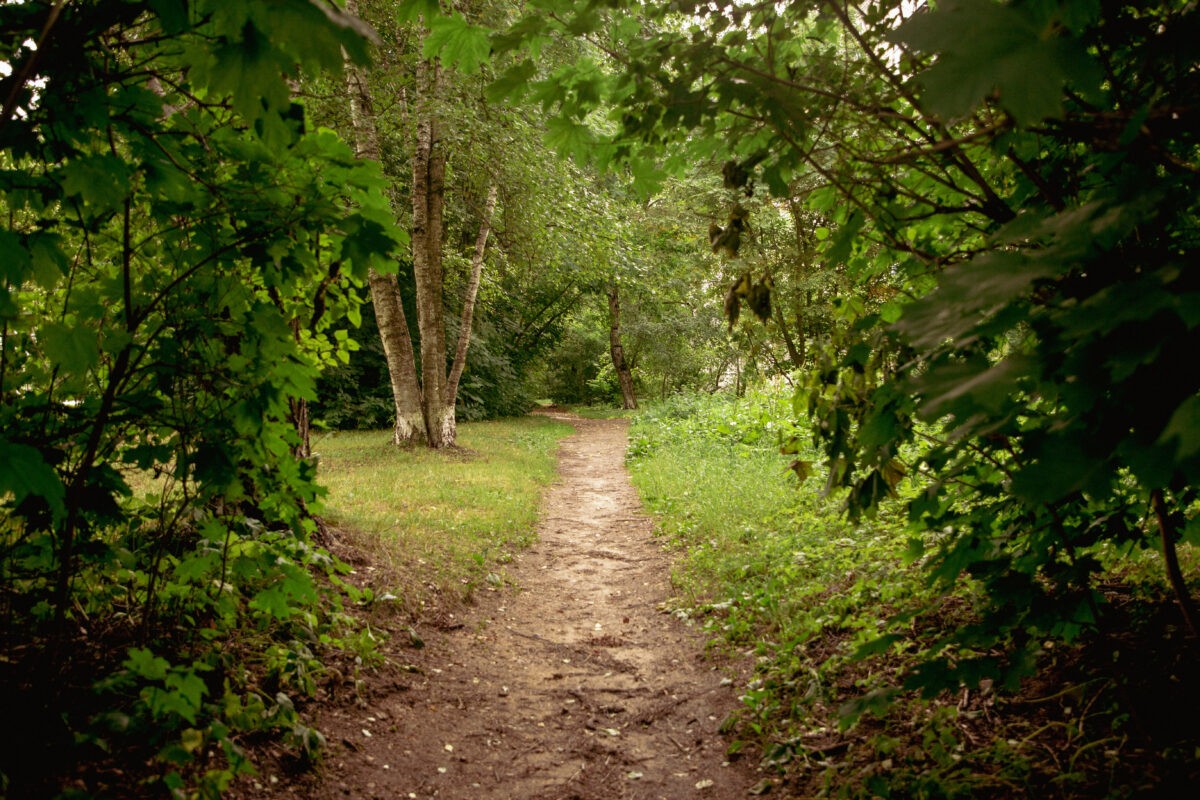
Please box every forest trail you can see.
[264,415,759,799]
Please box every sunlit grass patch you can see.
[564,403,637,419]
[312,415,574,612]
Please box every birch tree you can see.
[341,1,498,448]
[344,0,425,444]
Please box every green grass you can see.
[311,415,574,610]
[626,390,1200,799]
[626,391,923,667]
[561,403,636,419]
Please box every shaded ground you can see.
[248,414,759,799]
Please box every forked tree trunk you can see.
[608,284,638,410]
[411,56,453,447]
[344,1,425,444]
[345,8,495,449]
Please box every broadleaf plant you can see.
[0,1,401,794]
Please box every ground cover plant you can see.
[1,407,570,796]
[629,389,1200,798]
[0,2,406,796]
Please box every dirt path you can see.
[265,415,758,799]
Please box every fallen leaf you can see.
[695,778,714,790]
[407,627,425,649]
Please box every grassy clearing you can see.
[627,390,1199,798]
[312,415,574,614]
[561,403,636,419]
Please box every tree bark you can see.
[370,270,426,443]
[607,284,638,410]
[344,3,425,444]
[445,182,498,408]
[288,344,312,456]
[1151,489,1200,638]
[774,301,804,370]
[412,56,454,447]
[344,9,487,449]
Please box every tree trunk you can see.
[370,270,426,443]
[607,284,638,410]
[412,56,454,447]
[445,182,498,408]
[344,3,425,444]
[287,318,313,457]
[774,301,804,371]
[1151,489,1200,638]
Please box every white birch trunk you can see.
[344,0,426,444]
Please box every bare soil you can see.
[249,414,760,799]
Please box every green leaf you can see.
[59,154,131,212]
[895,0,1099,124]
[249,565,317,619]
[851,632,904,660]
[0,439,65,521]
[916,355,1032,422]
[824,211,863,266]
[148,0,189,34]
[487,60,538,103]
[1159,396,1200,461]
[543,117,597,163]
[180,728,205,753]
[164,670,208,722]
[628,156,666,199]
[340,216,399,275]
[124,647,170,681]
[397,0,441,25]
[28,232,69,288]
[424,13,492,74]
[0,228,31,284]
[175,551,220,582]
[1011,436,1099,504]
[895,252,1059,351]
[41,320,101,376]
[838,686,901,729]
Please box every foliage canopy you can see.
[462,0,1200,701]
[0,1,402,793]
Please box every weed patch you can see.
[628,390,1200,798]
[0,416,572,797]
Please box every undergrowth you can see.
[628,389,1200,798]
[0,416,572,798]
